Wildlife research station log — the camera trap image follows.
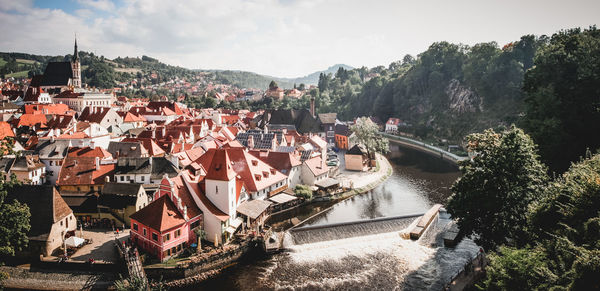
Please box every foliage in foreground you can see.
[447,126,548,250]
[471,142,600,290]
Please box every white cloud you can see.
[0,0,598,77]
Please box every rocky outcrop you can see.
[446,79,482,114]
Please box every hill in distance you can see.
[203,63,353,89]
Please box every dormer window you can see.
[270,169,276,175]
[255,174,261,181]
[263,171,269,178]
[251,160,258,166]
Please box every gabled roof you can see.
[35,139,72,159]
[204,149,236,181]
[335,124,351,136]
[249,150,301,174]
[107,141,148,158]
[78,107,115,124]
[0,121,15,139]
[318,113,337,124]
[67,146,112,159]
[265,109,321,134]
[114,157,179,180]
[347,144,368,155]
[303,156,329,176]
[40,62,73,87]
[13,113,47,128]
[196,148,287,192]
[57,157,115,186]
[6,185,72,241]
[129,195,185,232]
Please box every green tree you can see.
[268,80,278,90]
[447,126,548,250]
[294,185,313,200]
[480,246,557,291]
[350,117,389,163]
[0,180,30,258]
[522,27,600,173]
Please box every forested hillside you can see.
[315,35,544,141]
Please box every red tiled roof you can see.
[0,121,15,139]
[78,107,112,124]
[204,149,236,181]
[14,113,47,128]
[196,148,286,192]
[249,150,301,173]
[57,157,115,186]
[130,195,186,232]
[67,147,112,159]
[24,104,72,115]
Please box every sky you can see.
[0,0,598,78]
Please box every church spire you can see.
[72,36,79,62]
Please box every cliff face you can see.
[446,79,482,114]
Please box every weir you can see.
[286,213,424,245]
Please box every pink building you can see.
[129,176,202,262]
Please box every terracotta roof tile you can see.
[129,195,186,232]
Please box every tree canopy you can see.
[522,26,600,173]
[350,117,389,157]
[447,126,548,250]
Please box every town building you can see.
[78,106,123,130]
[114,157,179,184]
[99,182,150,227]
[345,144,369,171]
[52,90,114,113]
[129,175,202,262]
[6,185,76,257]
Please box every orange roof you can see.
[197,148,287,192]
[0,121,15,139]
[205,149,236,181]
[15,113,47,128]
[24,104,71,115]
[130,195,186,232]
[67,147,112,159]
[57,157,115,186]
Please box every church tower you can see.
[71,38,81,88]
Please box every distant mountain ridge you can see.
[203,64,354,89]
[279,64,355,86]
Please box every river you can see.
[189,143,480,290]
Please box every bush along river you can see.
[187,143,480,290]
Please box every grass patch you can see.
[0,58,6,67]
[16,58,36,64]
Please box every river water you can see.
[191,143,480,290]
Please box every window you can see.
[141,176,145,181]
[120,176,124,181]
[152,233,158,241]
[191,220,200,230]
[174,229,181,238]
[216,185,218,194]
[163,233,170,242]
[133,223,138,231]
[143,228,147,236]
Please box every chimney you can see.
[310,96,315,118]
[162,126,166,137]
[95,157,100,171]
[149,156,153,166]
[105,175,110,183]
[152,128,156,139]
[90,141,95,149]
[183,206,188,219]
